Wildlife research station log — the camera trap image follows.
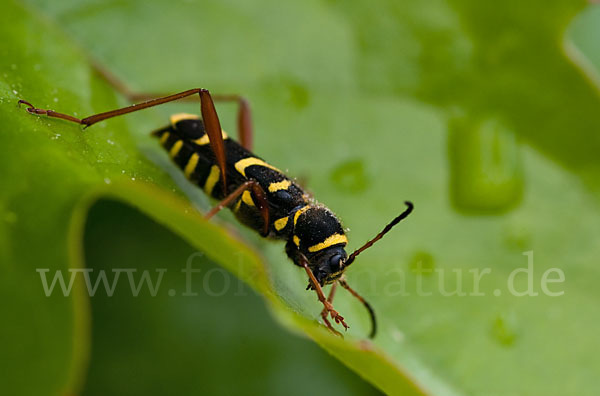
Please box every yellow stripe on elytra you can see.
[274,217,289,231]
[293,235,300,246]
[184,153,199,179]
[308,234,348,253]
[193,130,229,146]
[203,165,220,195]
[293,206,310,226]
[159,131,170,145]
[234,157,281,177]
[169,140,183,158]
[170,113,199,126]
[233,199,242,212]
[268,179,291,193]
[241,190,255,207]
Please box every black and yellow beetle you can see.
[19,79,413,338]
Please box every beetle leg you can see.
[205,180,270,236]
[90,61,254,150]
[301,256,349,332]
[319,283,342,336]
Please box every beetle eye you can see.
[329,254,343,270]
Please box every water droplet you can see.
[391,327,405,343]
[53,97,58,103]
[260,75,310,109]
[107,139,115,145]
[448,115,523,214]
[104,178,112,184]
[12,90,18,95]
[131,177,136,181]
[409,251,435,276]
[330,158,370,194]
[504,222,531,251]
[491,313,518,346]
[286,81,309,109]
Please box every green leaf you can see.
[3,0,600,395]
[81,199,381,396]
[0,2,383,396]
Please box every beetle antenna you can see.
[338,278,377,338]
[345,201,413,267]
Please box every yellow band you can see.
[235,157,281,177]
[203,165,220,195]
[241,190,255,207]
[293,206,310,226]
[274,217,289,231]
[170,113,199,125]
[169,140,183,158]
[184,153,199,179]
[307,234,348,253]
[159,131,170,145]
[268,179,291,193]
[193,130,228,146]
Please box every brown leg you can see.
[338,277,377,339]
[205,180,270,236]
[18,100,83,124]
[212,94,253,150]
[319,283,342,336]
[19,88,229,196]
[301,257,349,332]
[19,88,207,126]
[90,61,254,150]
[198,90,227,195]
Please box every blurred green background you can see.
[1,1,600,395]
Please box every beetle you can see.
[18,72,413,337]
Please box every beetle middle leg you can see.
[205,180,270,236]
